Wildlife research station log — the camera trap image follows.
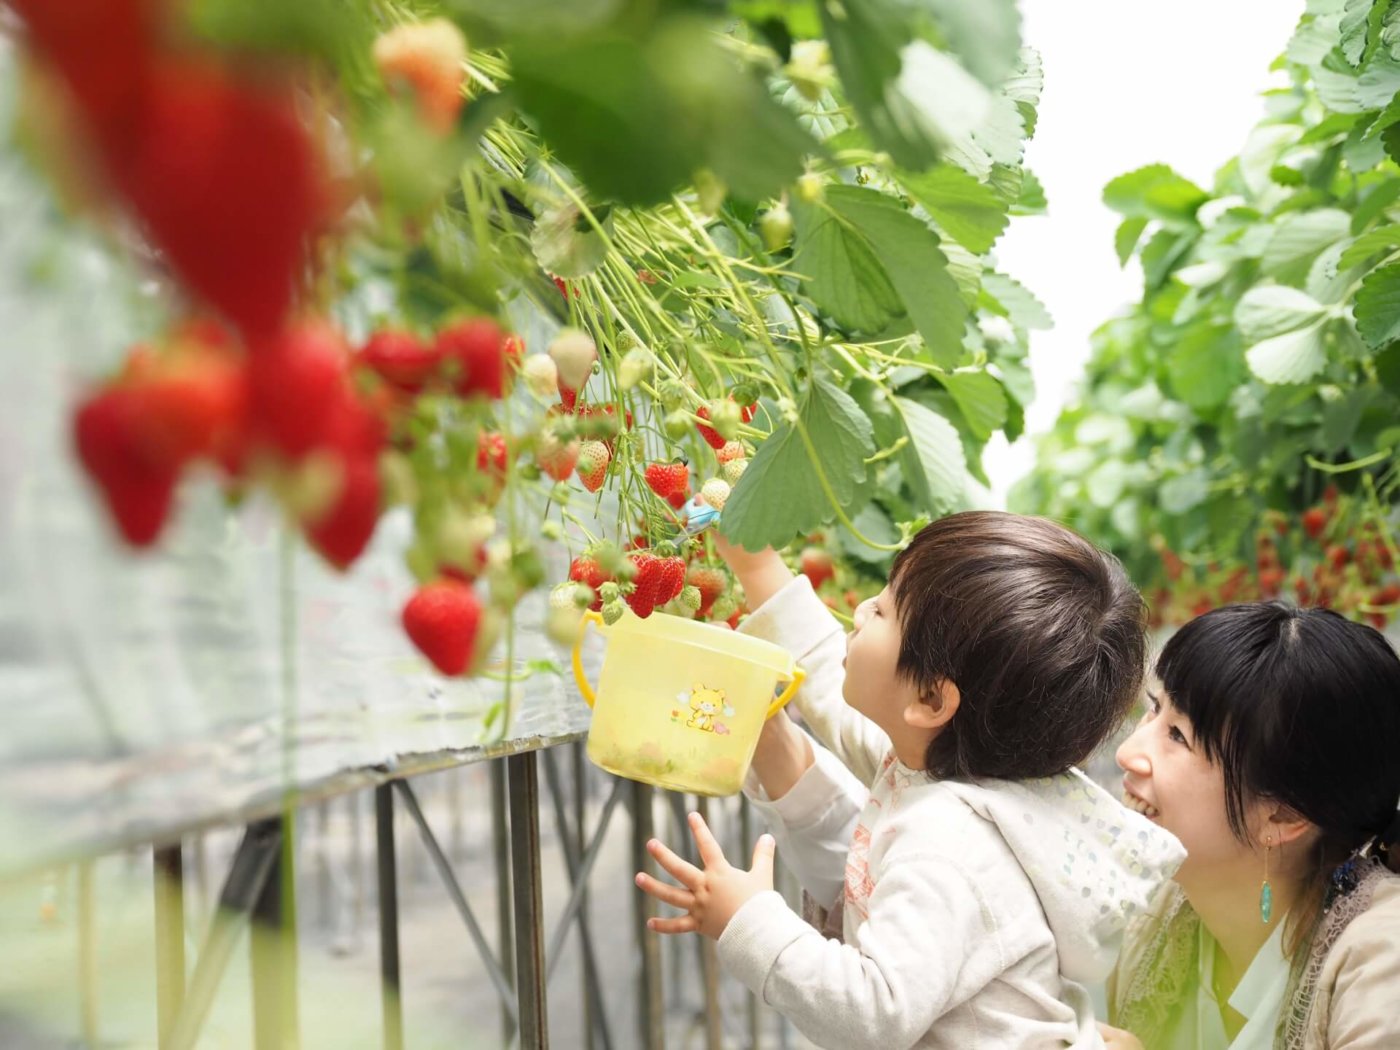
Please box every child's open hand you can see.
[635,811,775,940]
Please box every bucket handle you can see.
[572,608,807,720]
[572,609,604,708]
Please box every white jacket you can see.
[718,576,1185,1050]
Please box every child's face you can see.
[1115,686,1265,889]
[842,586,927,741]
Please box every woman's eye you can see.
[1168,725,1189,747]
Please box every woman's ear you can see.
[905,679,960,731]
[1263,804,1315,849]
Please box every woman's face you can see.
[1115,684,1262,887]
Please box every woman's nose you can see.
[1115,724,1152,775]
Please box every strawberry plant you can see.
[11,0,1048,690]
[1015,0,1400,630]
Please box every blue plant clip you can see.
[679,497,721,536]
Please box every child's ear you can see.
[904,679,960,731]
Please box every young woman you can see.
[1103,602,1400,1049]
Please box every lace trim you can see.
[1276,857,1390,1050]
[1113,884,1198,1043]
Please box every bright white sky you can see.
[984,0,1304,505]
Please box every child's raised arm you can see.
[716,534,890,783]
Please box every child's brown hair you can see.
[889,511,1146,779]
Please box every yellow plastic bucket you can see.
[572,609,805,796]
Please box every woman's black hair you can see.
[1155,602,1400,856]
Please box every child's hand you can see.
[712,534,793,610]
[635,812,776,940]
[1097,1023,1145,1050]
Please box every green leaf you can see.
[897,165,1010,254]
[1167,323,1244,411]
[1338,224,1400,269]
[1340,0,1379,66]
[1244,321,1329,384]
[981,272,1053,330]
[1011,167,1047,215]
[509,21,816,206]
[1234,285,1327,343]
[1102,164,1208,222]
[926,0,1022,86]
[941,370,1008,439]
[1159,470,1211,514]
[1260,209,1351,283]
[794,186,967,365]
[1354,262,1400,347]
[1375,342,1400,396]
[720,376,875,551]
[1115,216,1150,266]
[891,396,967,515]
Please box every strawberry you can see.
[520,354,558,399]
[1258,567,1284,598]
[548,328,597,391]
[1302,507,1327,541]
[1376,584,1400,605]
[700,478,730,512]
[624,552,685,618]
[359,328,441,394]
[644,462,689,501]
[536,428,580,482]
[800,547,835,590]
[687,565,727,616]
[1367,612,1388,629]
[304,456,381,570]
[402,577,482,676]
[715,441,747,464]
[559,383,580,413]
[575,440,610,493]
[249,321,350,459]
[73,385,178,547]
[476,430,509,481]
[436,318,519,400]
[653,555,686,606]
[667,490,689,510]
[694,403,728,450]
[1327,544,1350,571]
[569,555,611,612]
[372,18,468,135]
[696,396,757,448]
[720,458,748,486]
[1323,484,1339,506]
[103,58,326,340]
[575,404,631,456]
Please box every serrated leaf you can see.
[1012,167,1047,215]
[926,0,1022,86]
[1168,323,1244,411]
[1102,164,1209,222]
[720,376,875,551]
[891,396,967,515]
[1234,285,1327,343]
[941,370,1008,439]
[981,272,1053,330]
[1260,208,1351,283]
[794,186,967,365]
[1354,262,1400,347]
[1115,216,1149,266]
[1338,224,1400,268]
[898,165,1010,254]
[1245,321,1329,384]
[1340,0,1378,66]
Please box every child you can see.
[635,511,1185,1048]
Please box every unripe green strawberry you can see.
[663,409,692,440]
[721,458,748,485]
[521,354,558,399]
[657,378,689,411]
[795,172,824,204]
[785,40,832,103]
[601,598,626,625]
[759,202,793,252]
[618,346,654,390]
[710,593,739,621]
[437,509,494,577]
[677,584,702,613]
[700,478,730,511]
[575,440,610,492]
[599,581,621,603]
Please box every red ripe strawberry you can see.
[800,547,835,590]
[569,555,610,611]
[249,321,349,459]
[625,552,660,617]
[129,348,248,470]
[372,18,468,136]
[437,318,518,400]
[558,383,579,413]
[644,462,689,500]
[359,328,441,394]
[402,577,482,676]
[575,440,610,493]
[1367,612,1388,629]
[687,566,726,616]
[1302,507,1327,541]
[694,403,727,450]
[536,429,580,482]
[103,59,326,340]
[1326,544,1350,571]
[8,0,156,137]
[1376,584,1400,605]
[666,490,689,510]
[1323,484,1339,506]
[73,385,179,547]
[653,555,686,607]
[304,456,381,571]
[476,431,509,480]
[1258,567,1284,598]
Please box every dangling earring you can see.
[1260,835,1274,925]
